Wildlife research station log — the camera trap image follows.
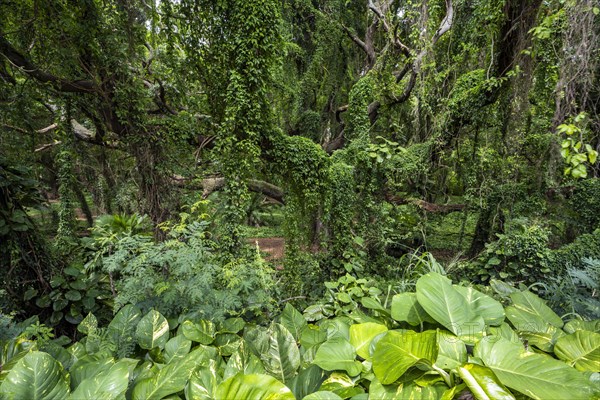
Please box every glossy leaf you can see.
[318,372,364,398]
[518,323,565,352]
[457,363,515,400]
[369,377,447,400]
[214,333,242,356]
[453,285,505,326]
[185,359,220,400]
[0,351,69,400]
[303,391,343,400]
[313,337,362,376]
[261,323,300,384]
[564,319,600,334]
[349,322,388,360]
[163,334,192,363]
[215,373,295,400]
[508,290,563,328]
[372,330,438,384]
[224,341,265,379]
[70,358,137,400]
[135,310,169,350]
[181,320,216,345]
[287,364,327,400]
[435,331,467,370]
[391,293,435,326]
[554,330,600,371]
[280,303,307,341]
[107,304,141,345]
[475,336,597,399]
[69,356,115,391]
[131,349,203,400]
[221,318,245,334]
[416,273,485,342]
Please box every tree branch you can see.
[341,25,371,59]
[368,0,411,56]
[432,0,454,45]
[34,141,62,152]
[171,176,286,204]
[0,36,97,93]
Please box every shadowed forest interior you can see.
[1,1,599,399]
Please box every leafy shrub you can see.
[89,213,275,321]
[24,263,113,329]
[544,258,600,320]
[548,228,600,272]
[465,219,552,284]
[277,250,325,309]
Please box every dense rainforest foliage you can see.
[1,0,599,399]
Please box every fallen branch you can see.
[34,141,62,152]
[171,176,285,204]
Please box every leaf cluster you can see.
[2,274,599,399]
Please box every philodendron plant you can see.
[1,272,599,399]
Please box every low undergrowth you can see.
[1,273,599,400]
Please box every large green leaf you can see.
[69,356,114,390]
[318,372,364,399]
[554,330,600,372]
[564,319,600,334]
[0,351,69,400]
[107,304,142,344]
[313,337,362,377]
[507,290,563,329]
[244,325,271,358]
[453,285,505,326]
[440,384,467,400]
[300,325,328,350]
[435,331,467,370]
[163,334,192,363]
[369,377,447,400]
[349,322,388,360]
[70,358,138,400]
[261,323,300,384]
[372,330,438,384]
[416,273,485,343]
[475,336,597,399]
[518,323,565,352]
[181,320,216,345]
[221,318,245,334]
[136,310,170,350]
[280,303,307,341]
[131,349,204,400]
[215,373,295,400]
[457,363,515,400]
[287,365,327,400]
[223,341,265,379]
[185,359,220,400]
[487,323,519,343]
[303,391,343,400]
[391,293,435,326]
[321,318,351,341]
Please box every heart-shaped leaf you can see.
[554,330,600,372]
[372,330,438,384]
[215,373,295,400]
[136,310,169,350]
[313,337,362,377]
[0,351,69,400]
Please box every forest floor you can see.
[247,237,285,268]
